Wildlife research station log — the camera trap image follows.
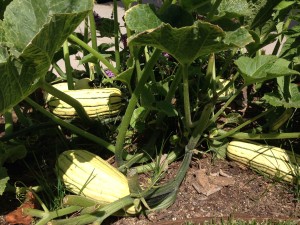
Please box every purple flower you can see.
[163,52,171,59]
[105,69,115,78]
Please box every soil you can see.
[102,156,300,225]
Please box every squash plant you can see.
[0,0,300,224]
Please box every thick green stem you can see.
[115,48,162,166]
[214,107,275,140]
[269,108,294,131]
[228,132,300,140]
[25,98,116,154]
[68,34,118,75]
[133,146,182,173]
[63,41,74,90]
[206,53,216,98]
[42,81,92,126]
[63,195,99,208]
[4,109,13,136]
[23,206,82,225]
[48,196,135,225]
[88,11,102,76]
[113,0,121,71]
[52,63,66,79]
[182,63,196,128]
[211,85,245,123]
[145,103,213,208]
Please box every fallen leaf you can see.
[192,169,235,196]
[4,191,38,225]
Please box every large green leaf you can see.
[263,83,300,108]
[128,21,253,65]
[0,0,93,113]
[235,55,299,85]
[125,4,162,33]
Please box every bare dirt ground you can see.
[104,155,300,225]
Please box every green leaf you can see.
[95,18,116,38]
[217,0,251,18]
[235,55,299,85]
[140,84,155,107]
[155,101,177,117]
[129,21,230,65]
[263,83,300,108]
[0,0,93,113]
[0,45,8,63]
[114,66,134,92]
[223,27,254,48]
[0,142,27,166]
[130,107,147,131]
[0,167,9,195]
[125,4,162,33]
[248,0,282,30]
[129,20,253,65]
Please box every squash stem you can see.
[24,206,82,225]
[115,48,162,166]
[214,107,275,140]
[48,196,135,225]
[228,132,300,140]
[68,34,118,75]
[63,41,74,90]
[113,0,121,71]
[144,103,213,208]
[182,63,196,128]
[211,84,245,123]
[88,11,102,76]
[4,108,13,136]
[24,97,116,154]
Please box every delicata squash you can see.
[44,82,123,119]
[227,140,300,184]
[56,150,138,214]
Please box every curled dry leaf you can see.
[192,169,235,197]
[4,191,39,225]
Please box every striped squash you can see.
[46,87,122,119]
[56,150,138,214]
[227,140,300,184]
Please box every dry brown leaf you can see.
[4,191,38,225]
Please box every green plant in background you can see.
[0,0,300,224]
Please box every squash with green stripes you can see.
[227,140,300,184]
[45,83,123,119]
[56,150,138,214]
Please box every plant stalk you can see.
[115,48,162,166]
[68,34,118,75]
[24,97,116,154]
[63,41,74,90]
[214,107,275,140]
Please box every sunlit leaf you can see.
[125,4,162,33]
[129,21,253,65]
[235,55,299,85]
[0,0,93,113]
